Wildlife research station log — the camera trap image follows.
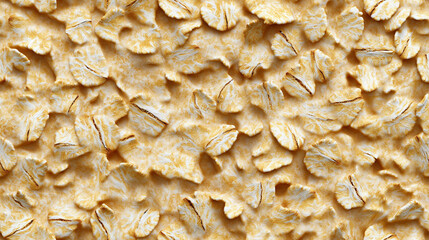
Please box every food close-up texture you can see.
[2,0,429,239]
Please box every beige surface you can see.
[1,0,429,239]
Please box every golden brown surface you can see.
[1,0,429,239]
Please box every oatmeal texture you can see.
[1,0,429,239]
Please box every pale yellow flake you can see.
[216,78,245,113]
[364,0,400,21]
[74,115,120,152]
[416,94,429,133]
[304,138,342,177]
[249,82,284,113]
[405,133,429,176]
[300,107,342,135]
[178,197,205,234]
[364,224,398,240]
[205,124,238,156]
[284,184,320,217]
[121,25,160,54]
[33,0,57,13]
[301,6,327,42]
[282,65,315,99]
[354,97,416,138]
[269,205,300,235]
[15,28,52,55]
[129,96,169,137]
[330,7,364,47]
[355,144,378,166]
[90,204,116,240]
[244,20,265,44]
[168,45,207,74]
[201,0,240,31]
[49,40,77,86]
[54,127,89,162]
[239,43,273,78]
[135,209,159,238]
[103,163,146,201]
[355,49,395,67]
[417,53,429,82]
[236,107,264,136]
[353,64,384,92]
[20,106,49,143]
[69,43,109,87]
[0,47,30,81]
[48,207,82,238]
[153,144,203,183]
[209,193,244,219]
[311,49,334,82]
[125,0,157,25]
[269,119,305,151]
[95,8,131,43]
[56,6,93,44]
[335,174,366,209]
[253,145,293,172]
[20,158,48,189]
[245,0,295,24]
[0,136,17,176]
[388,200,423,222]
[329,88,364,125]
[189,89,216,118]
[384,8,411,31]
[158,0,199,20]
[0,196,33,238]
[394,26,420,59]
[97,93,129,121]
[10,191,34,209]
[158,222,188,240]
[271,27,302,60]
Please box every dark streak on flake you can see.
[26,128,30,142]
[217,79,234,102]
[67,95,79,113]
[95,210,110,240]
[69,20,91,29]
[54,142,77,147]
[390,102,412,122]
[312,51,326,81]
[331,97,362,104]
[349,175,365,204]
[279,30,297,54]
[23,167,39,187]
[49,218,79,223]
[170,0,192,14]
[12,195,25,208]
[399,38,410,57]
[120,134,135,142]
[92,117,108,150]
[289,126,299,149]
[384,235,396,240]
[286,73,312,95]
[185,198,205,231]
[0,160,6,172]
[369,0,387,16]
[250,63,261,77]
[125,0,138,8]
[4,219,34,238]
[132,103,168,125]
[262,82,273,109]
[205,128,236,150]
[83,64,103,77]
